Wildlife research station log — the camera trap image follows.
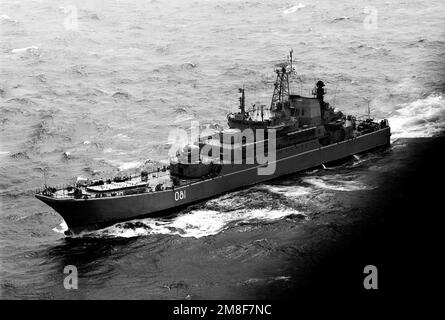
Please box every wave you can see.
[174,105,191,114]
[283,3,306,14]
[112,91,130,99]
[70,65,88,77]
[29,121,51,144]
[331,16,350,22]
[256,184,311,198]
[6,97,38,107]
[389,93,445,140]
[348,153,381,168]
[0,14,17,23]
[355,44,391,55]
[9,151,29,160]
[173,114,195,123]
[11,46,39,54]
[75,207,303,239]
[181,62,198,70]
[60,7,100,21]
[52,221,68,234]
[106,159,142,171]
[302,175,373,191]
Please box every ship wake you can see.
[389,93,445,141]
[302,174,374,191]
[82,208,305,239]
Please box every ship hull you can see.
[36,127,390,234]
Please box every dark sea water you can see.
[0,0,444,299]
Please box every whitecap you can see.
[11,46,39,54]
[389,93,445,141]
[0,14,17,23]
[349,153,379,168]
[332,16,350,22]
[273,276,291,281]
[85,207,302,239]
[258,184,311,198]
[119,161,141,171]
[106,159,142,171]
[303,175,373,191]
[283,3,306,14]
[52,220,68,234]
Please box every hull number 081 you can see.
[174,190,186,201]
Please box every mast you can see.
[238,87,245,118]
[270,65,290,111]
[290,49,293,71]
[270,49,294,111]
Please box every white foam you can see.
[118,161,141,171]
[273,276,291,281]
[349,154,377,168]
[259,184,311,198]
[303,175,372,191]
[389,93,445,141]
[105,158,142,171]
[0,14,17,23]
[88,207,301,239]
[11,46,39,53]
[52,220,68,234]
[283,3,306,14]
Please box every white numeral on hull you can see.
[174,190,186,201]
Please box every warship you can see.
[36,51,391,235]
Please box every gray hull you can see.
[36,127,390,233]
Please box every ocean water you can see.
[0,0,444,299]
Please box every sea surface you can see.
[0,0,444,299]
